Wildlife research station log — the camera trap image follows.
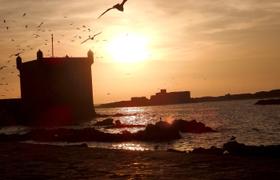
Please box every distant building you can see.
[150,89,191,105]
[98,89,191,108]
[16,50,95,125]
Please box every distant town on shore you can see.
[97,89,280,108]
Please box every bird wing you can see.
[81,37,90,44]
[38,22,44,28]
[98,7,114,19]
[93,32,102,38]
[121,0,128,6]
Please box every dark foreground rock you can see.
[255,99,280,105]
[191,141,280,157]
[0,123,181,142]
[172,119,216,133]
[0,142,280,179]
[0,119,215,142]
[94,118,216,133]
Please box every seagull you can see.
[9,52,23,58]
[0,66,7,70]
[33,34,40,38]
[37,22,44,28]
[98,0,128,19]
[81,32,102,44]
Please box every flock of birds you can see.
[0,0,129,97]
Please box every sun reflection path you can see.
[112,143,150,151]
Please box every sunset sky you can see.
[0,0,280,104]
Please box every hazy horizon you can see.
[1,0,280,104]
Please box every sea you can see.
[1,99,280,151]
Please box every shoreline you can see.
[1,142,279,179]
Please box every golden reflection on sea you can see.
[112,143,149,151]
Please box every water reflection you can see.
[112,143,150,151]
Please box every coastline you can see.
[0,142,279,179]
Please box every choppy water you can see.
[1,99,280,151]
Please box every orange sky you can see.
[0,0,280,104]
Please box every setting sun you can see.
[106,33,150,63]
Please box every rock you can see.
[255,99,280,105]
[172,119,216,133]
[94,118,114,126]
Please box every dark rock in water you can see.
[255,99,280,105]
[191,141,280,157]
[172,119,216,133]
[0,122,181,142]
[94,118,114,126]
[223,141,280,156]
[94,119,145,129]
[136,121,181,141]
[0,119,214,142]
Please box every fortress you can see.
[0,50,96,126]
[99,89,191,108]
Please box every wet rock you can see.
[94,118,114,126]
[136,121,181,141]
[223,141,280,156]
[172,119,216,133]
[255,99,280,105]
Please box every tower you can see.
[17,50,96,126]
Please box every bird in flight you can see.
[81,32,102,44]
[37,22,44,28]
[9,52,24,58]
[0,66,7,71]
[98,0,128,19]
[22,13,26,17]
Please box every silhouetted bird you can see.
[33,34,40,38]
[98,0,128,19]
[6,26,9,30]
[25,25,28,28]
[81,32,102,44]
[37,22,44,28]
[0,66,7,70]
[9,52,23,58]
[22,13,26,17]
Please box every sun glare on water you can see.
[107,33,150,63]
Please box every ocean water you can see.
[1,99,280,151]
[90,99,280,151]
